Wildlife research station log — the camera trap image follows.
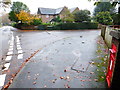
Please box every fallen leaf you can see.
[66,76,70,79]
[94,79,98,82]
[80,80,85,82]
[80,36,83,38]
[90,72,94,74]
[64,69,67,72]
[33,81,36,85]
[44,85,47,88]
[52,79,57,83]
[77,71,80,73]
[88,79,92,81]
[81,84,84,86]
[64,84,70,88]
[33,78,37,80]
[101,76,104,79]
[60,76,64,79]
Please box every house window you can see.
[46,15,49,18]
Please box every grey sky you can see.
[12,0,95,14]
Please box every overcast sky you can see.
[11,0,95,14]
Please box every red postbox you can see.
[106,44,117,87]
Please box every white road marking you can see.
[8,40,10,44]
[5,56,12,61]
[2,63,10,71]
[9,45,13,48]
[0,74,6,87]
[10,40,14,44]
[0,31,14,89]
[16,36,20,43]
[18,54,23,59]
[11,35,14,41]
[7,51,13,55]
[9,48,13,51]
[10,42,14,46]
[17,47,22,50]
[18,50,23,54]
[17,42,20,45]
[17,45,21,48]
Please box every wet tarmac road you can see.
[5,29,107,88]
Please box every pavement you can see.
[0,26,18,89]
[6,29,107,88]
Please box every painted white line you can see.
[11,35,14,41]
[7,51,13,55]
[16,36,20,43]
[18,54,23,59]
[17,45,21,48]
[10,42,13,46]
[0,74,6,87]
[17,42,20,45]
[8,40,10,44]
[16,40,20,43]
[9,45,13,51]
[9,45,13,48]
[17,47,22,50]
[18,50,23,54]
[9,48,13,51]
[10,40,14,44]
[16,36,19,39]
[2,63,10,71]
[5,56,12,61]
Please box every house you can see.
[37,6,79,23]
[69,7,79,13]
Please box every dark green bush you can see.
[57,22,98,30]
[37,22,98,30]
[30,19,42,25]
[113,14,120,25]
[38,25,47,30]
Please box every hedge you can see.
[38,22,98,30]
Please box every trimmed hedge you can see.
[38,22,98,30]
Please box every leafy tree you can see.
[9,11,18,22]
[73,10,91,22]
[94,11,113,25]
[94,2,116,15]
[30,19,42,25]
[62,10,74,22]
[16,10,41,25]
[112,13,120,25]
[11,1,30,13]
[9,1,30,22]
[89,0,119,13]
[52,16,61,22]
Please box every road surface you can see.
[0,27,107,88]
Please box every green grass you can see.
[92,36,109,82]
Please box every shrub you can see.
[38,22,98,30]
[73,10,91,22]
[94,11,113,25]
[30,19,42,25]
[58,22,98,30]
[112,13,120,25]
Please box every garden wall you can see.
[101,25,120,48]
[104,26,112,48]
